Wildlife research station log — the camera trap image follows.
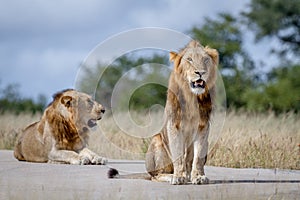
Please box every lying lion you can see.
[14,89,107,165]
[108,40,218,184]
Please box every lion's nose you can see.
[195,71,206,76]
[100,107,105,114]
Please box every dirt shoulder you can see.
[0,150,299,199]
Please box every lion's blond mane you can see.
[14,89,107,165]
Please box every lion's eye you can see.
[187,57,193,62]
[87,99,94,107]
[204,57,210,65]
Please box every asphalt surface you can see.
[0,150,299,200]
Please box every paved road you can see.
[0,150,299,199]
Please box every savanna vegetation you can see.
[0,0,299,169]
[0,111,299,169]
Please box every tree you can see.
[242,0,300,56]
[0,82,46,114]
[191,13,257,108]
[240,0,300,113]
[265,64,300,112]
[77,54,169,110]
[0,83,21,101]
[242,64,300,113]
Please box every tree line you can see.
[0,83,46,114]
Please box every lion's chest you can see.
[165,94,210,137]
[181,113,206,133]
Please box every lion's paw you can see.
[92,156,107,165]
[69,160,80,165]
[171,176,187,185]
[79,157,91,165]
[191,175,209,185]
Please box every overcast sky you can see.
[1,0,270,102]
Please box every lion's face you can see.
[57,90,105,130]
[170,40,219,95]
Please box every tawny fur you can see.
[14,89,107,165]
[145,40,218,184]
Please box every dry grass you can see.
[89,111,165,160]
[207,111,300,170]
[0,111,299,169]
[0,113,41,149]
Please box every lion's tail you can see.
[107,168,151,180]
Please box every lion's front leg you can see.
[79,148,107,165]
[191,129,209,184]
[48,149,89,165]
[171,156,187,185]
[168,131,188,185]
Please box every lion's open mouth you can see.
[191,79,206,89]
[88,119,98,128]
[87,115,102,128]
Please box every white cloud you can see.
[129,0,248,30]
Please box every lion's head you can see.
[170,40,219,95]
[45,89,105,138]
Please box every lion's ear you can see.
[188,40,201,48]
[61,96,73,108]
[204,46,219,66]
[170,51,182,73]
[169,51,177,61]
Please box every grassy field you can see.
[0,111,299,170]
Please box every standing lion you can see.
[108,40,218,185]
[14,89,107,165]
